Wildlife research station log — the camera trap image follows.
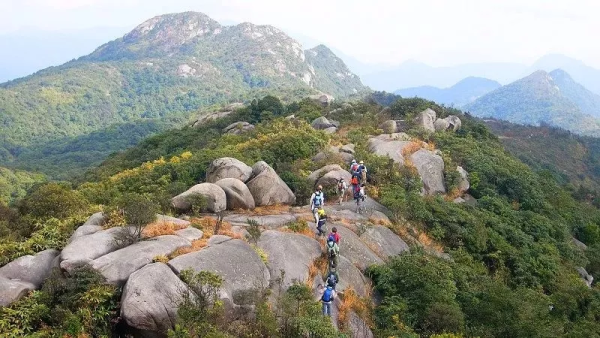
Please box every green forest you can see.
[1,94,599,337]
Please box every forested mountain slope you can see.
[0,12,366,173]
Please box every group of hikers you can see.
[309,159,368,316]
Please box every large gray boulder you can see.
[206,157,253,183]
[359,226,409,259]
[193,110,235,128]
[91,235,191,285]
[0,249,60,288]
[410,149,446,195]
[215,178,256,210]
[445,115,462,131]
[413,108,437,132]
[434,115,462,132]
[175,227,204,242]
[224,214,297,229]
[323,127,338,134]
[576,267,594,288]
[121,263,192,335]
[60,226,135,273]
[308,164,352,190]
[340,144,355,154]
[311,116,336,130]
[0,277,36,307]
[169,239,270,309]
[456,166,470,193]
[434,118,450,132]
[335,256,369,297]
[347,311,374,338]
[171,183,227,213]
[246,161,296,206]
[70,212,106,242]
[333,225,383,271]
[317,170,352,190]
[223,122,255,135]
[367,136,413,165]
[258,230,321,288]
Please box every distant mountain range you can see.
[395,77,501,107]
[464,69,600,136]
[0,12,365,169]
[365,54,600,96]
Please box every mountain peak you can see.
[124,12,221,44]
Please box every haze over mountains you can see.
[464,69,600,136]
[395,77,501,107]
[0,12,365,176]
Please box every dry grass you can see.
[306,254,330,287]
[338,288,373,331]
[401,141,424,157]
[235,205,292,215]
[152,255,169,263]
[445,188,462,201]
[169,238,209,259]
[142,220,188,238]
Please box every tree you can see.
[17,183,89,220]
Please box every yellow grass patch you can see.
[142,220,188,238]
[445,188,462,201]
[169,238,209,259]
[152,255,169,263]
[236,205,292,215]
[338,288,373,331]
[401,141,423,157]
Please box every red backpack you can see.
[351,176,359,185]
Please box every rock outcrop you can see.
[223,122,255,135]
[308,164,351,190]
[121,263,192,335]
[171,183,227,212]
[246,161,296,206]
[224,214,297,229]
[379,120,409,134]
[434,115,462,132]
[61,227,136,273]
[206,157,253,183]
[313,145,354,164]
[359,226,409,259]
[0,249,60,306]
[576,267,594,288]
[413,108,437,132]
[410,149,446,195]
[169,239,270,310]
[335,256,369,297]
[333,226,384,270]
[367,133,412,165]
[70,212,105,242]
[258,231,321,288]
[456,166,470,193]
[311,116,337,130]
[215,178,256,210]
[91,235,191,285]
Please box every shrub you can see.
[17,183,90,220]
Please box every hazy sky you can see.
[1,0,599,67]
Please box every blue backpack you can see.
[313,192,323,207]
[322,287,333,302]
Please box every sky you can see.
[1,0,600,68]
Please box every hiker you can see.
[337,178,349,204]
[358,160,368,184]
[326,268,339,290]
[350,172,360,197]
[328,227,341,245]
[327,230,340,268]
[310,185,325,223]
[316,207,327,236]
[359,183,366,202]
[349,159,359,175]
[320,284,337,316]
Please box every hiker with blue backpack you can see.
[320,283,337,316]
[310,185,325,224]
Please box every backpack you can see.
[327,241,337,257]
[351,164,359,173]
[322,287,333,302]
[328,234,336,242]
[313,192,323,207]
[327,274,337,287]
[350,176,359,185]
[338,181,345,190]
